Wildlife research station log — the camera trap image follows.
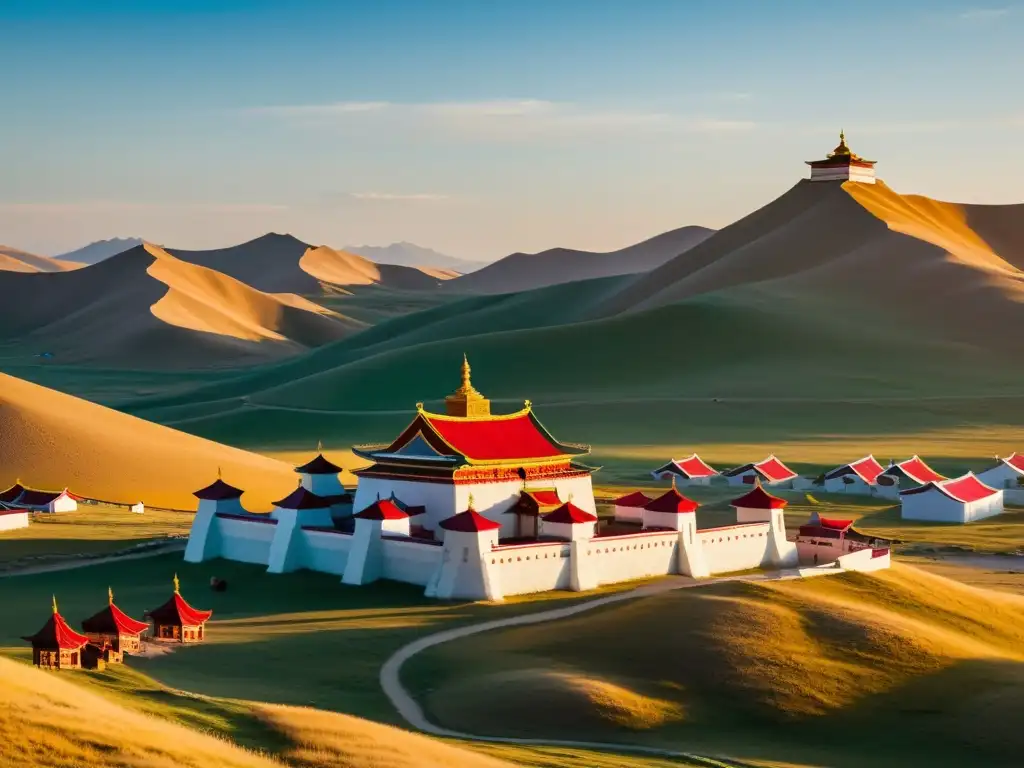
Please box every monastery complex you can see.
[184,358,892,600]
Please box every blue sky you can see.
[1,0,1021,258]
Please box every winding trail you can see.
[0,541,185,578]
[380,571,797,767]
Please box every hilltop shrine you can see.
[806,131,877,184]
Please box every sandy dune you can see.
[447,225,715,295]
[594,180,1024,354]
[170,233,457,294]
[0,372,302,510]
[0,245,83,273]
[0,243,362,367]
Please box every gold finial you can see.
[108,586,114,605]
[217,466,222,479]
[317,439,323,454]
[415,402,424,411]
[173,573,180,594]
[52,595,58,614]
[524,399,532,410]
[467,492,475,509]
[840,128,845,144]
[671,475,677,491]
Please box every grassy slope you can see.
[404,565,1024,768]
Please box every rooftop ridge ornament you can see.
[52,594,58,614]
[444,354,491,418]
[317,439,323,453]
[108,586,114,605]
[173,573,180,594]
[467,492,475,509]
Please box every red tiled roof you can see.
[817,517,854,531]
[827,456,885,484]
[614,490,652,508]
[354,499,409,520]
[645,486,699,514]
[146,592,212,627]
[294,453,343,475]
[891,456,945,484]
[542,502,598,525]
[525,489,562,506]
[81,602,149,636]
[730,484,787,510]
[439,508,502,532]
[0,483,24,503]
[902,473,999,504]
[272,486,330,510]
[674,454,718,478]
[23,611,90,650]
[1003,453,1024,473]
[193,478,244,501]
[754,456,798,482]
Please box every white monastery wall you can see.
[301,529,353,575]
[382,538,443,584]
[614,503,645,524]
[216,517,275,565]
[489,541,572,596]
[353,477,455,530]
[698,523,773,574]
[0,511,29,531]
[585,531,680,586]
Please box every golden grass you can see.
[0,656,277,768]
[409,565,1024,765]
[903,556,1024,596]
[0,503,190,566]
[253,704,514,768]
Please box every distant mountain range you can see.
[344,241,484,273]
[445,225,716,294]
[53,237,144,264]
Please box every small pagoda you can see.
[23,596,90,670]
[806,130,876,184]
[145,575,213,643]
[81,587,150,660]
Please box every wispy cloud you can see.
[346,192,449,202]
[249,99,755,141]
[957,7,1012,21]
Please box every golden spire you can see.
[108,586,114,605]
[445,354,490,417]
[173,573,180,594]
[317,439,323,454]
[467,492,475,509]
[52,595,58,614]
[217,466,222,479]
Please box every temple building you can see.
[351,356,596,538]
[145,575,212,643]
[723,455,798,487]
[806,130,877,184]
[0,481,78,513]
[874,455,946,499]
[23,597,91,670]
[822,455,886,495]
[81,588,149,660]
[900,473,1003,523]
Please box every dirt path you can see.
[0,541,185,578]
[380,571,797,766]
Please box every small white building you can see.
[642,483,699,531]
[650,454,719,486]
[900,473,1003,523]
[612,490,652,524]
[12,488,78,513]
[0,504,30,531]
[539,501,598,541]
[822,455,886,495]
[875,456,945,499]
[806,130,877,184]
[723,455,798,487]
[976,454,1024,490]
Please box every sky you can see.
[1,0,1021,260]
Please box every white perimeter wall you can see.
[698,523,772,574]
[382,538,443,584]
[585,531,680,586]
[0,511,29,531]
[301,529,353,575]
[614,504,646,524]
[216,518,275,565]
[488,541,572,595]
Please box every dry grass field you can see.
[404,564,1024,767]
